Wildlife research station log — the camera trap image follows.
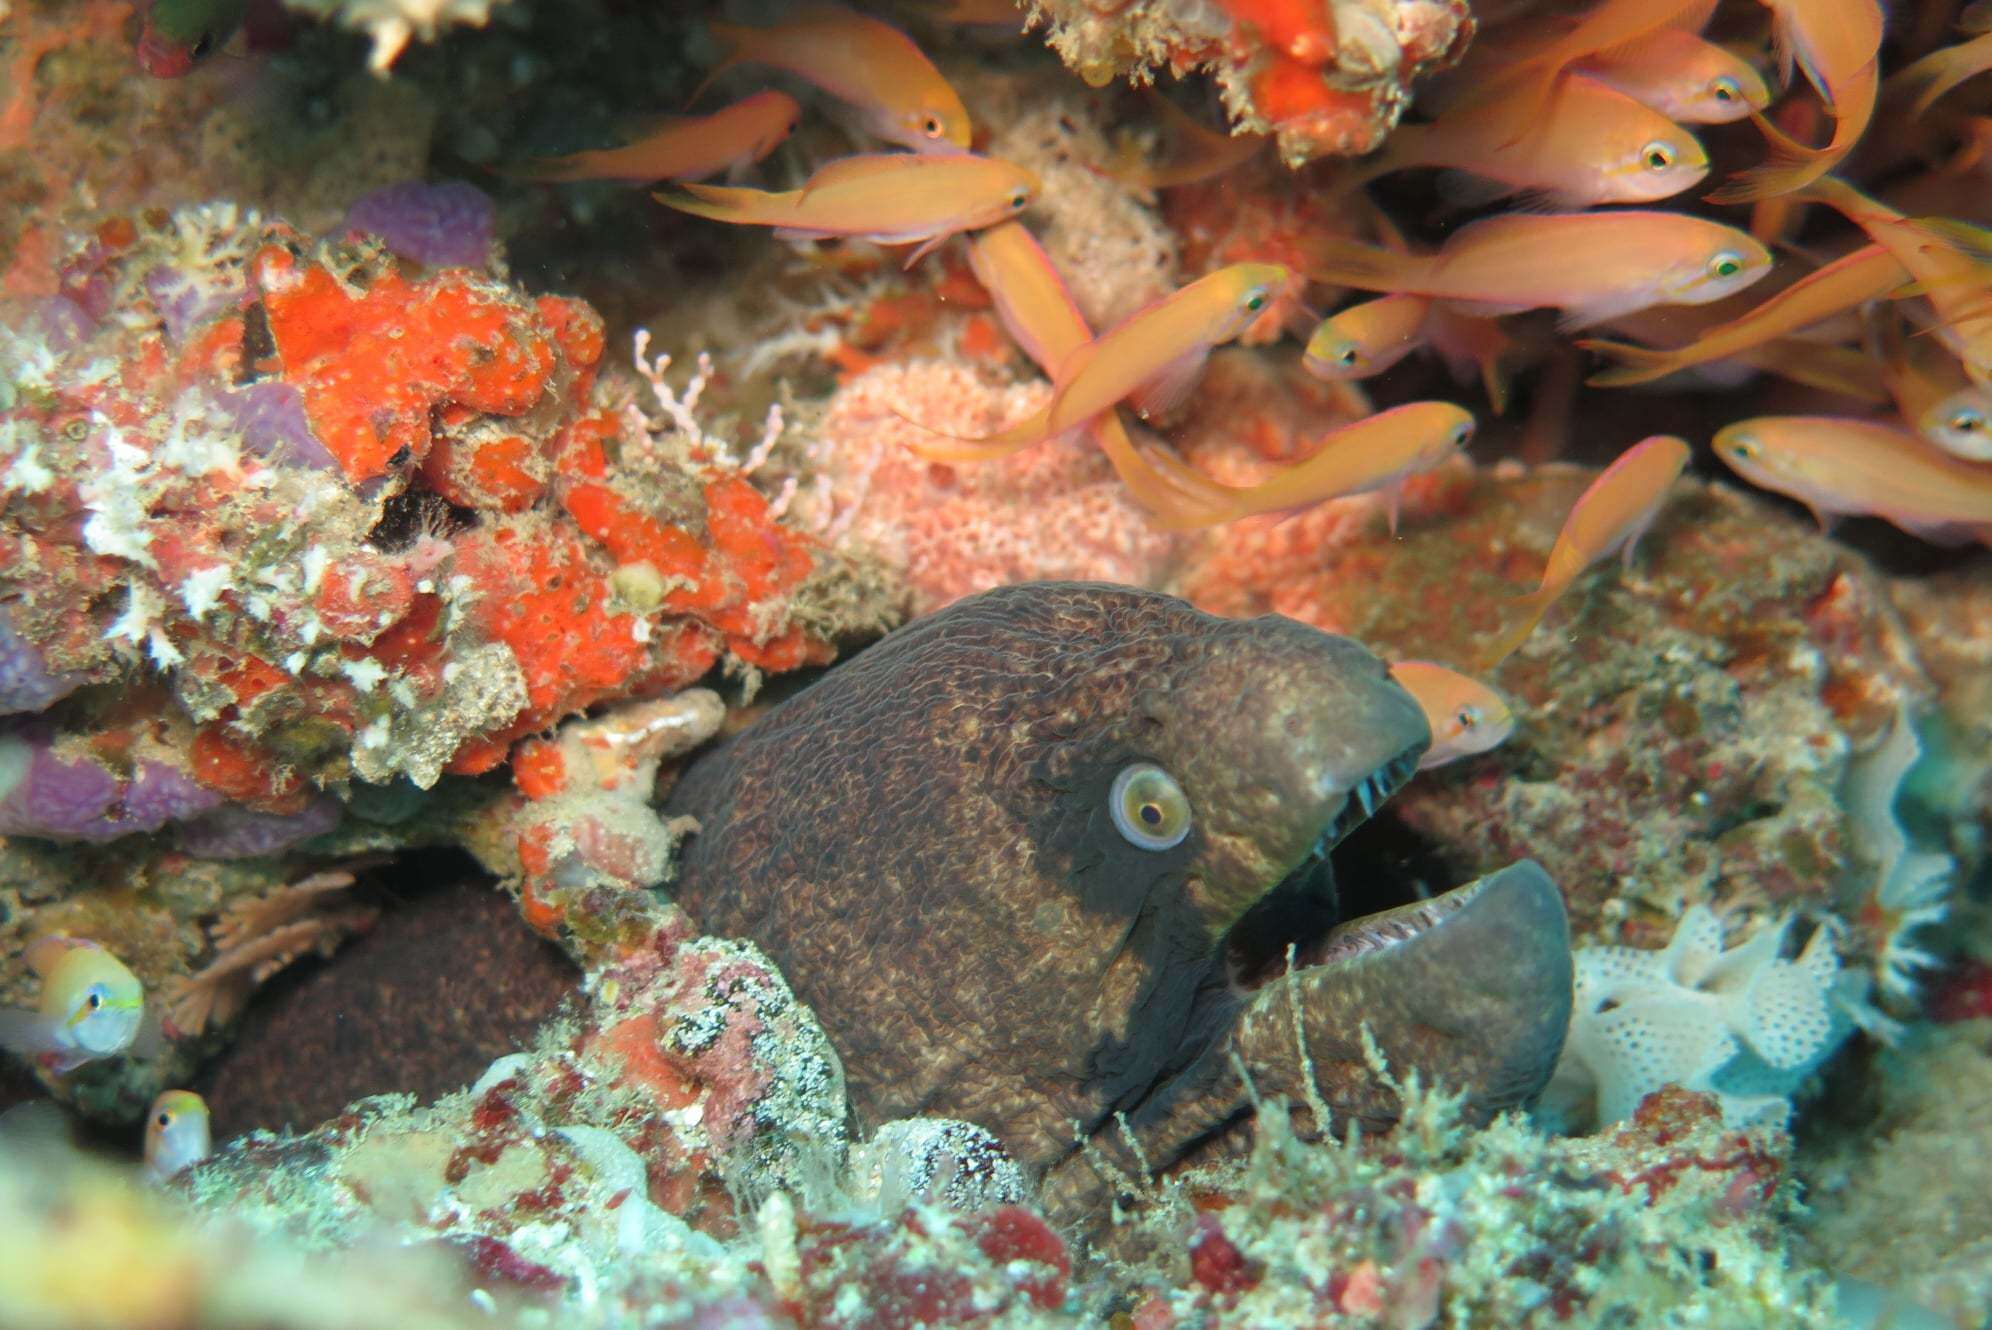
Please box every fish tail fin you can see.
[1575,338,1685,387]
[1304,239,1424,295]
[1476,586,1556,671]
[687,20,752,108]
[1705,111,1837,203]
[654,182,790,225]
[889,403,1056,462]
[1093,416,1241,529]
[1891,44,1982,116]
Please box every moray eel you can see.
[663,582,1571,1218]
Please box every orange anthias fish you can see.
[1460,0,1719,123]
[506,91,802,184]
[1918,389,1992,461]
[1346,74,1708,207]
[1872,308,1990,459]
[1578,28,1771,123]
[142,1089,211,1185]
[0,937,158,1074]
[1707,0,1883,201]
[908,261,1293,460]
[1800,176,1992,386]
[1210,402,1477,530]
[1304,294,1432,380]
[1481,434,1693,667]
[1307,211,1771,330]
[701,4,971,152]
[966,221,1234,524]
[1713,416,1992,544]
[658,153,1037,266]
[1579,242,1910,386]
[1388,661,1517,769]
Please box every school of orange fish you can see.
[498,0,1992,767]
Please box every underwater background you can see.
[0,0,1988,1325]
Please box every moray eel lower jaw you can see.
[1306,859,1574,1119]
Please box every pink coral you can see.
[807,362,1178,615]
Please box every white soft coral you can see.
[1543,905,1852,1131]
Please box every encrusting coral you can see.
[1542,905,1858,1130]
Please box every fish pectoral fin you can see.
[128,1007,167,1061]
[899,232,956,268]
[1128,346,1211,421]
[1556,290,1668,333]
[0,1008,57,1058]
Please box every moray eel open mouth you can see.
[1310,739,1426,866]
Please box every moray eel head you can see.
[662,582,1570,1198]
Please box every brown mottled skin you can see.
[663,583,1571,1219]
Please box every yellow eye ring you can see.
[1110,762,1192,851]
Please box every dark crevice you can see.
[1222,809,1458,991]
[189,849,578,1141]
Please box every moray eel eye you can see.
[1110,762,1191,851]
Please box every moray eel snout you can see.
[661,582,1572,1221]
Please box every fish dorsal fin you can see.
[796,153,933,203]
[23,936,84,978]
[803,153,931,191]
[1128,346,1212,421]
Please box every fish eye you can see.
[1009,190,1029,210]
[1243,287,1269,313]
[923,115,944,138]
[1711,76,1740,102]
[156,1111,174,1128]
[1109,762,1191,851]
[86,988,104,1010]
[1337,347,1359,366]
[1455,706,1480,730]
[1726,435,1759,459]
[1642,141,1677,171]
[1451,421,1474,446]
[1949,409,1986,432]
[191,32,216,59]
[1707,250,1745,279]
